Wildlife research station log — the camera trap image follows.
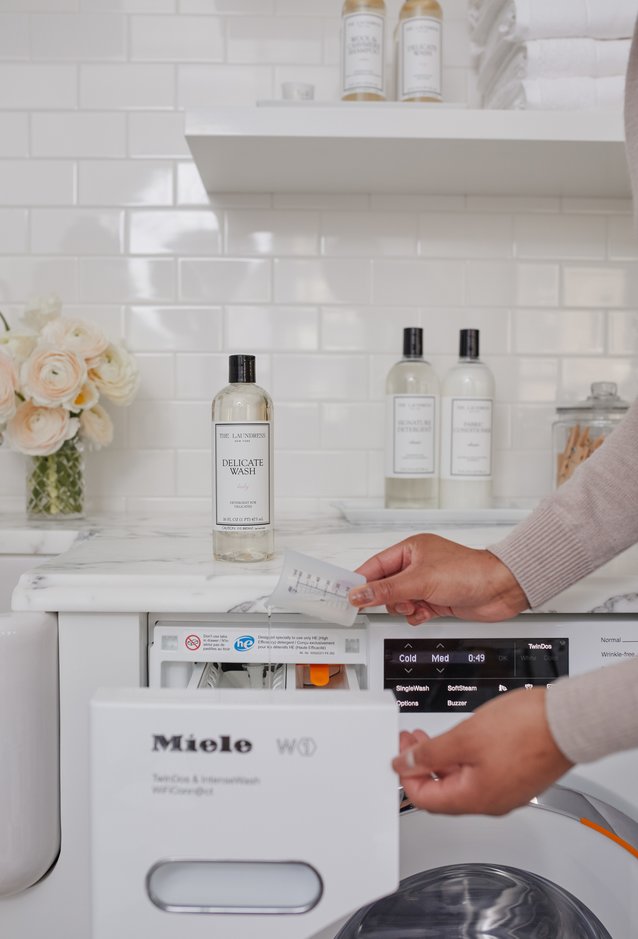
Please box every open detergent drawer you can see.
[90,688,399,939]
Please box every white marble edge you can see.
[3,512,638,615]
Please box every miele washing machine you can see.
[90,610,638,939]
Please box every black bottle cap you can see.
[460,329,479,359]
[403,327,423,358]
[229,354,256,383]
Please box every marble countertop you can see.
[2,511,638,615]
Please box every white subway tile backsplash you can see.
[129,210,222,255]
[321,402,384,449]
[131,15,224,61]
[129,400,209,447]
[466,260,513,307]
[273,65,339,102]
[321,307,422,353]
[175,353,234,400]
[273,192,370,211]
[87,449,175,496]
[79,161,173,206]
[0,257,78,303]
[608,311,638,355]
[561,197,633,215]
[322,212,417,258]
[510,405,554,451]
[560,357,638,402]
[419,213,513,259]
[180,0,274,12]
[563,264,638,309]
[275,450,367,498]
[0,64,76,108]
[423,308,511,356]
[491,356,559,404]
[178,64,272,107]
[81,0,175,10]
[176,449,210,498]
[275,402,320,449]
[373,260,465,306]
[0,0,76,9]
[180,258,271,302]
[177,162,210,206]
[371,194,465,212]
[226,305,319,351]
[0,161,75,206]
[0,115,28,157]
[227,16,323,64]
[31,13,126,60]
[32,112,127,158]
[226,210,319,256]
[31,209,125,255]
[80,64,175,109]
[513,309,605,356]
[64,304,125,338]
[608,216,638,261]
[0,14,28,59]
[515,263,560,307]
[0,209,28,254]
[515,214,606,260]
[129,112,189,158]
[0,450,27,496]
[272,352,367,402]
[126,305,223,352]
[466,196,560,213]
[274,258,371,304]
[78,257,175,302]
[493,450,551,501]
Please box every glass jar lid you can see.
[556,381,629,415]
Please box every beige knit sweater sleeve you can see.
[487,22,638,765]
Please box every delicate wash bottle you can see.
[440,329,494,509]
[385,327,439,509]
[212,354,274,561]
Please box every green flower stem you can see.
[0,310,9,332]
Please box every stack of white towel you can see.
[470,0,638,110]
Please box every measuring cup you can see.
[268,548,366,627]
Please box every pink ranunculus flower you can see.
[0,351,18,423]
[7,401,79,456]
[41,317,109,365]
[80,404,114,449]
[20,346,87,408]
[89,343,140,406]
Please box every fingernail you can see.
[349,586,374,605]
[402,747,416,770]
[395,602,411,614]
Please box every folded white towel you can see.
[478,38,632,97]
[472,0,638,49]
[484,74,626,110]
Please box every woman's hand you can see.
[349,533,528,625]
[393,688,574,816]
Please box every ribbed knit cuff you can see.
[489,501,594,610]
[546,658,638,764]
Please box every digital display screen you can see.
[384,637,569,713]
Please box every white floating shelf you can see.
[185,104,629,198]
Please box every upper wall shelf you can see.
[185,104,629,199]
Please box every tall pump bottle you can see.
[385,327,439,509]
[397,0,443,102]
[341,0,386,101]
[211,354,274,561]
[440,329,494,509]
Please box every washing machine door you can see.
[334,785,638,939]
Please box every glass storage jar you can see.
[553,382,629,488]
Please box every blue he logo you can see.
[234,635,255,652]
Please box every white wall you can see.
[0,0,636,517]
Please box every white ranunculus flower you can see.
[41,317,109,365]
[21,346,87,409]
[72,380,99,412]
[80,404,113,449]
[0,326,38,364]
[21,294,62,331]
[0,351,17,424]
[7,401,79,456]
[89,343,140,406]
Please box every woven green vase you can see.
[26,436,85,519]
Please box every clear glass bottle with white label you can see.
[440,329,494,509]
[341,0,386,101]
[397,0,442,102]
[212,355,274,561]
[385,327,439,509]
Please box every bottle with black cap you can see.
[440,328,494,509]
[212,354,274,561]
[385,326,440,509]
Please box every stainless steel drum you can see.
[334,863,612,938]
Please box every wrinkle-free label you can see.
[399,16,442,101]
[213,422,271,530]
[441,397,493,478]
[342,12,385,96]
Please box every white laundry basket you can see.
[0,611,59,896]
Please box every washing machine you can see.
[91,611,638,939]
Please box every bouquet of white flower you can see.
[0,296,140,517]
